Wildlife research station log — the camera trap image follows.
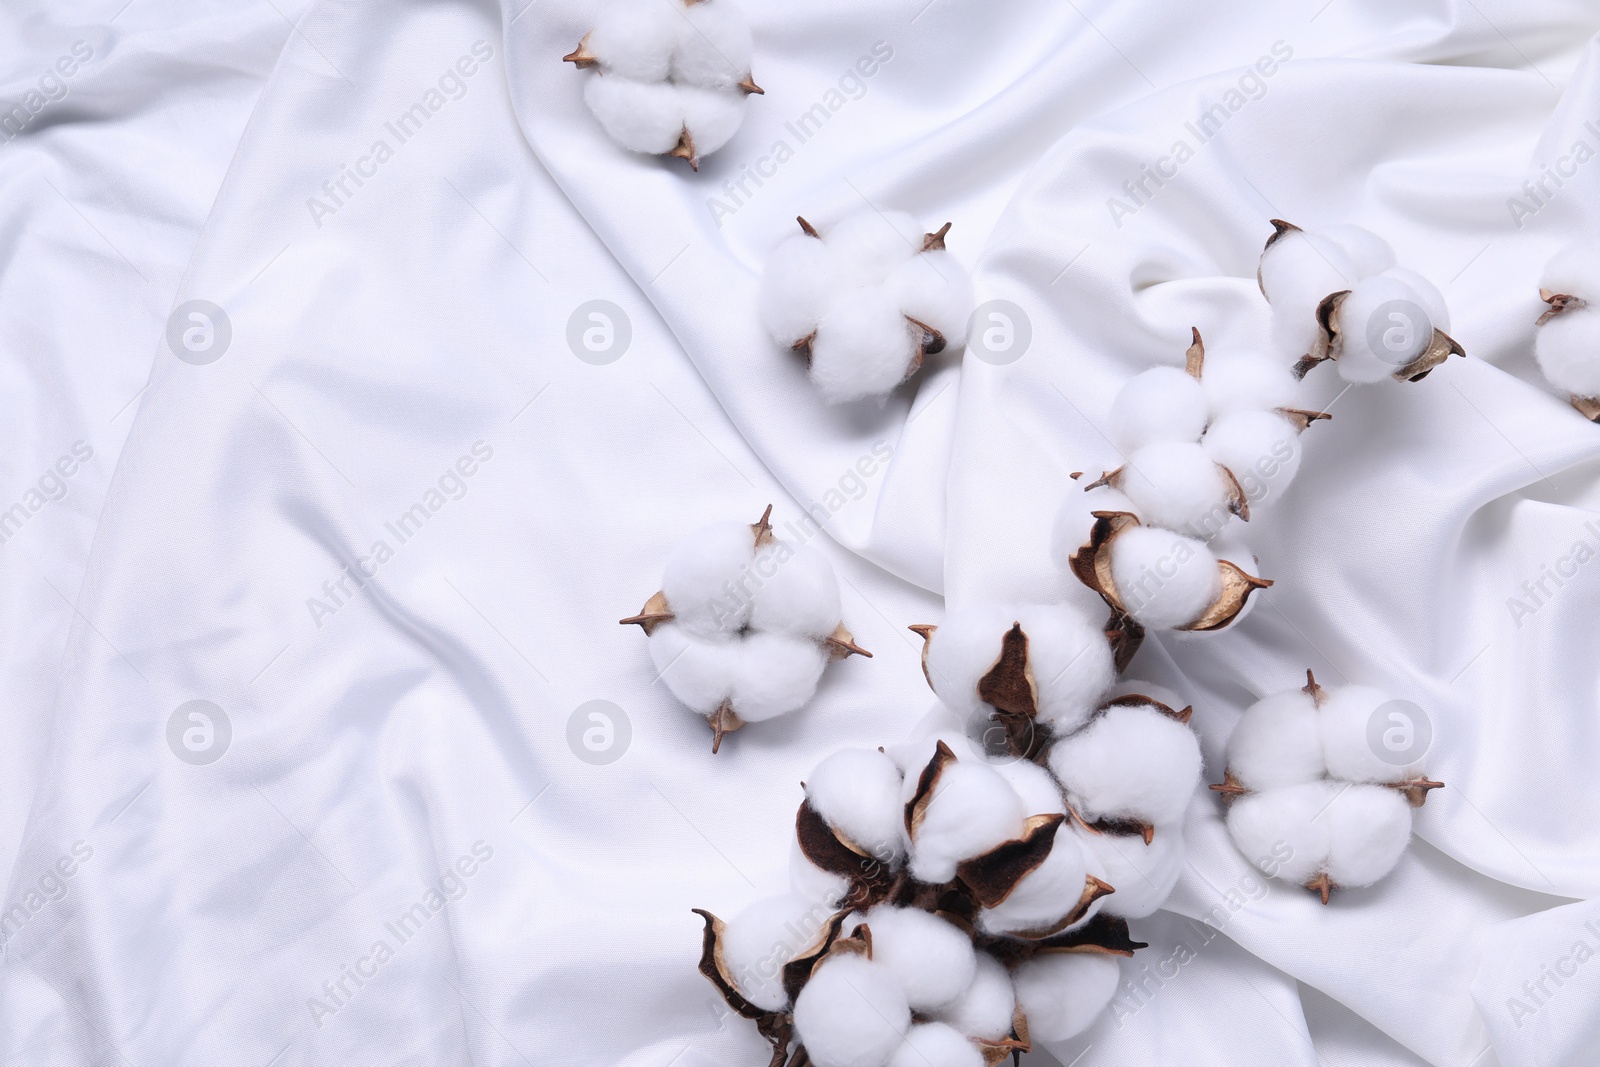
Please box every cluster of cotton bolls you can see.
[697,710,1197,1067]
[1258,219,1464,383]
[564,0,761,170]
[759,212,975,404]
[1533,240,1600,419]
[1213,672,1443,903]
[621,506,868,752]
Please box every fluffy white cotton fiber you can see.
[662,520,755,638]
[1320,223,1395,278]
[1108,526,1220,629]
[1200,353,1301,417]
[1074,825,1183,919]
[671,0,754,90]
[932,952,1015,1042]
[1224,781,1332,884]
[1317,685,1424,783]
[793,954,912,1067]
[807,748,907,862]
[976,830,1091,936]
[1012,604,1115,734]
[749,543,842,640]
[1536,307,1600,398]
[789,837,849,906]
[1334,274,1435,383]
[583,0,677,81]
[909,760,1026,884]
[676,85,746,155]
[1109,366,1208,452]
[886,1023,983,1067]
[993,758,1066,818]
[1543,241,1600,301]
[1049,704,1201,827]
[760,235,841,347]
[1324,784,1413,887]
[887,251,975,347]
[920,604,1013,723]
[1203,410,1301,510]
[1118,442,1234,537]
[731,631,827,722]
[1226,688,1325,791]
[582,76,687,154]
[648,622,737,715]
[808,286,920,403]
[1260,228,1359,357]
[1011,953,1121,1042]
[859,905,977,1011]
[722,894,827,1011]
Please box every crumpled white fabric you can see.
[4,0,1600,1065]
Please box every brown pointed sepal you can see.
[1390,776,1444,807]
[695,907,811,1067]
[738,75,764,95]
[708,700,744,754]
[1305,872,1336,905]
[823,622,871,660]
[905,740,958,838]
[1393,328,1465,383]
[1185,327,1205,379]
[1020,912,1147,959]
[780,910,849,1004]
[1302,669,1327,707]
[1209,770,1249,802]
[620,590,674,635]
[1278,407,1332,432]
[1293,289,1350,380]
[1179,560,1272,632]
[751,504,775,547]
[669,126,699,171]
[974,1004,1030,1067]
[1537,289,1586,326]
[563,34,599,69]
[1573,395,1600,422]
[1258,219,1302,297]
[956,814,1066,908]
[922,222,952,252]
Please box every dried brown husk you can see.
[1293,287,1465,383]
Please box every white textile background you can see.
[1,0,1598,1065]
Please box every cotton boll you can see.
[1012,604,1115,735]
[1200,354,1302,417]
[678,86,745,155]
[661,520,755,638]
[1225,782,1335,884]
[760,235,840,347]
[993,759,1065,818]
[1074,825,1183,919]
[749,542,842,640]
[886,731,975,782]
[1318,685,1425,783]
[722,894,827,1011]
[1109,526,1221,630]
[886,1023,983,1067]
[671,0,754,91]
[790,837,850,906]
[731,632,827,722]
[1226,688,1325,791]
[1542,240,1600,302]
[1319,224,1395,278]
[583,76,688,155]
[1259,229,1359,311]
[1049,705,1201,827]
[808,286,920,404]
[807,748,907,863]
[1051,483,1136,579]
[861,905,977,1011]
[1535,307,1600,397]
[826,211,925,282]
[1203,411,1302,510]
[648,623,737,715]
[1119,443,1234,538]
[909,761,1027,884]
[932,953,1015,1042]
[584,0,678,81]
[920,604,1014,723]
[793,955,911,1067]
[1011,953,1120,1043]
[885,251,974,348]
[977,830,1091,936]
[1333,275,1434,383]
[1379,267,1449,332]
[1108,367,1208,453]
[1271,306,1323,365]
[1324,784,1412,887]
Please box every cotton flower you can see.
[793,953,911,1067]
[1048,701,1202,837]
[805,748,907,864]
[564,0,762,169]
[1214,672,1443,901]
[759,213,975,403]
[721,894,831,1011]
[622,505,870,751]
[1534,240,1600,418]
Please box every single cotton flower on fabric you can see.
[620,505,869,752]
[1213,671,1444,903]
[1257,219,1465,383]
[1534,240,1600,420]
[564,0,762,170]
[759,212,975,403]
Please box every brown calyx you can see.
[1305,872,1335,905]
[1209,769,1248,802]
[1391,776,1445,807]
[620,589,674,634]
[669,127,699,171]
[976,623,1045,759]
[562,34,599,69]
[1572,396,1600,422]
[708,700,744,754]
[1104,692,1193,724]
[1278,407,1333,432]
[824,622,871,660]
[922,222,953,252]
[1185,327,1206,378]
[955,814,1065,908]
[905,740,958,838]
[1537,289,1586,327]
[738,75,764,95]
[1296,288,1466,383]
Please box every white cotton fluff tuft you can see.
[730,632,827,722]
[1380,266,1449,332]
[1049,705,1201,827]
[806,748,907,863]
[1319,223,1396,278]
[977,830,1091,936]
[749,543,843,640]
[1011,953,1121,1042]
[1225,688,1325,791]
[583,0,678,81]
[1260,228,1360,358]
[677,85,747,156]
[583,75,696,156]
[793,955,912,1067]
[1200,353,1302,417]
[1224,781,1334,884]
[1542,241,1600,303]
[662,520,756,638]
[722,894,827,1011]
[649,622,738,715]
[1073,825,1183,919]
[1535,307,1600,398]
[887,251,975,347]
[671,0,754,90]
[1118,443,1235,537]
[920,605,1015,723]
[993,759,1066,818]
[826,211,926,280]
[1108,526,1220,629]
[886,1023,983,1067]
[908,761,1027,884]
[860,905,977,1011]
[1332,274,1435,383]
[761,236,841,348]
[1202,410,1302,511]
[1317,685,1426,783]
[790,837,849,906]
[1109,367,1208,453]
[1324,784,1413,887]
[932,952,1015,1042]
[807,285,920,403]
[1012,603,1116,734]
